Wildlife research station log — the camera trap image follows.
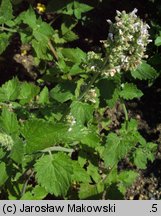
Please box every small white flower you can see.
[68,127,72,132]
[130,8,138,17]
[91,65,96,71]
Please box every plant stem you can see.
[48,40,58,61]
[30,146,74,155]
[101,163,117,199]
[122,103,129,130]
[78,56,109,101]
[21,170,34,198]
[0,26,17,33]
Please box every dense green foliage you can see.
[0,0,160,200]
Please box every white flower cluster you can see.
[84,88,97,104]
[103,8,151,76]
[83,51,103,73]
[0,133,14,151]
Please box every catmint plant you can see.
[103,8,152,76]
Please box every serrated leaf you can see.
[146,142,157,161]
[21,185,47,200]
[81,131,100,148]
[0,0,14,24]
[0,162,8,186]
[103,120,138,167]
[134,148,147,169]
[73,2,93,19]
[50,82,75,103]
[96,78,119,107]
[118,170,138,194]
[60,48,86,64]
[131,62,158,80]
[67,125,100,148]
[18,82,40,104]
[155,36,161,46]
[87,163,101,183]
[10,138,24,164]
[32,39,50,60]
[0,33,11,54]
[38,86,49,104]
[21,119,68,154]
[18,7,36,28]
[0,148,6,159]
[33,21,54,42]
[61,23,78,42]
[133,142,157,169]
[72,161,91,183]
[119,83,143,100]
[34,153,73,196]
[0,108,19,135]
[79,182,103,199]
[104,167,118,186]
[0,77,20,102]
[70,101,94,125]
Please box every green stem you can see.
[34,146,74,154]
[122,103,129,130]
[48,40,58,61]
[78,56,109,101]
[0,26,17,33]
[20,170,34,198]
[100,163,117,199]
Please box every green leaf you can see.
[119,83,143,100]
[96,78,117,107]
[18,7,36,28]
[73,2,93,19]
[61,23,78,42]
[0,108,19,135]
[10,138,24,164]
[70,101,94,125]
[118,170,138,194]
[18,82,40,104]
[33,21,54,42]
[50,82,75,103]
[146,142,157,161]
[67,125,100,148]
[103,119,138,167]
[81,130,100,148]
[32,39,51,60]
[0,148,6,159]
[87,163,101,183]
[34,153,73,196]
[133,142,157,169]
[0,0,14,24]
[155,36,161,46]
[21,119,68,154]
[131,62,158,80]
[0,162,8,186]
[38,86,49,104]
[0,77,20,102]
[72,161,91,183]
[79,182,103,199]
[21,186,47,200]
[60,48,86,64]
[134,148,147,169]
[0,33,11,54]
